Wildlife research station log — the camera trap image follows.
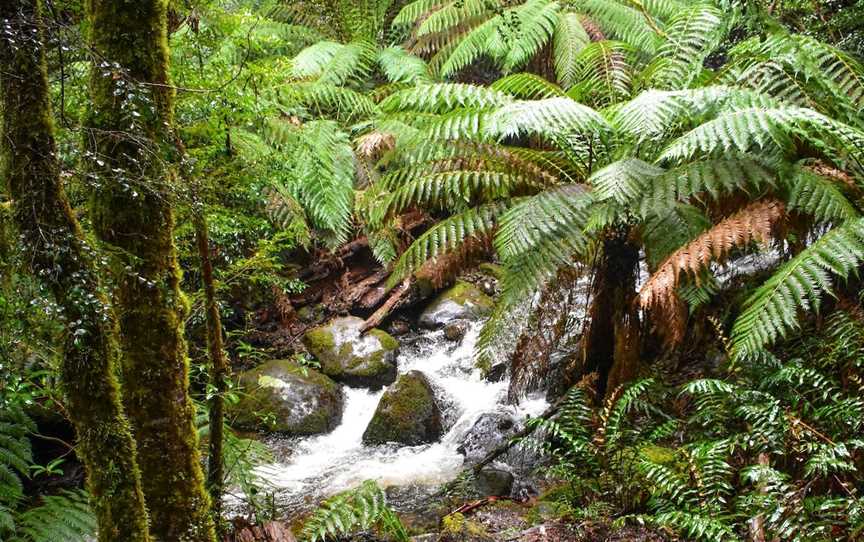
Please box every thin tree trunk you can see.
[195,212,227,525]
[580,231,641,398]
[84,1,216,540]
[0,2,151,540]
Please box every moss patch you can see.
[362,370,442,446]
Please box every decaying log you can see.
[361,278,412,332]
[226,520,296,542]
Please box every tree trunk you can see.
[0,2,152,541]
[84,1,216,540]
[195,212,227,526]
[580,231,641,398]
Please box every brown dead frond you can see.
[639,199,786,311]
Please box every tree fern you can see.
[783,163,859,223]
[732,217,864,357]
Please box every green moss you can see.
[478,262,506,281]
[362,371,442,445]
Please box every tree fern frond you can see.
[640,156,776,214]
[494,185,593,310]
[415,0,497,37]
[491,73,565,99]
[612,86,776,141]
[553,12,590,90]
[645,4,725,90]
[291,40,346,79]
[485,97,611,140]
[438,15,502,77]
[639,199,786,310]
[378,46,433,84]
[14,490,95,542]
[784,164,859,223]
[732,217,864,357]
[579,0,663,53]
[660,107,864,166]
[566,41,637,107]
[389,202,507,284]
[278,82,380,122]
[591,158,665,205]
[393,0,451,27]
[380,83,512,113]
[497,0,560,73]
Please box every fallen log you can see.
[361,277,412,332]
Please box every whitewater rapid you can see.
[249,322,547,511]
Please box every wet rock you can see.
[443,320,468,342]
[457,412,517,463]
[484,362,507,382]
[303,316,399,390]
[363,370,442,446]
[296,303,326,324]
[474,466,514,497]
[231,360,342,435]
[419,281,494,329]
[387,318,411,336]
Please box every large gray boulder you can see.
[457,412,518,464]
[231,360,343,435]
[303,316,399,389]
[363,371,443,446]
[418,281,494,329]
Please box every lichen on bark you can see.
[83,0,216,539]
[0,1,151,540]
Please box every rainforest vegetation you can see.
[1,0,864,540]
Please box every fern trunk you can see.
[581,232,641,398]
[84,0,216,540]
[0,2,152,540]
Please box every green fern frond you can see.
[278,82,379,122]
[732,217,864,357]
[485,97,611,140]
[13,490,95,542]
[784,164,859,223]
[579,0,663,53]
[553,12,590,89]
[491,73,565,99]
[415,0,497,37]
[389,202,507,284]
[301,480,408,542]
[651,510,738,541]
[378,46,433,84]
[566,41,637,107]
[291,40,346,79]
[590,158,664,205]
[380,83,512,113]
[393,0,451,27]
[660,107,864,166]
[645,4,724,90]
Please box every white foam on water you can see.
[250,321,548,508]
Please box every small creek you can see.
[250,321,548,514]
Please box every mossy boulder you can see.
[418,281,494,329]
[303,316,399,390]
[231,360,343,435]
[362,371,443,446]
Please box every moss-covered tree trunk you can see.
[580,231,642,398]
[84,0,216,540]
[0,2,152,541]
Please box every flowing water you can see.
[252,321,548,513]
